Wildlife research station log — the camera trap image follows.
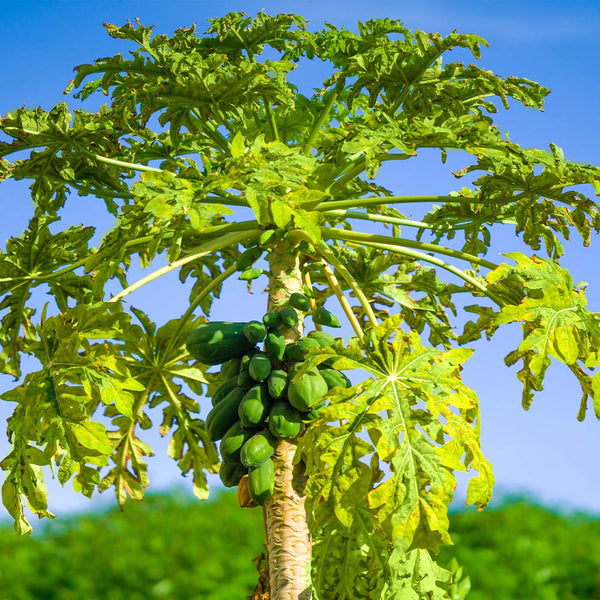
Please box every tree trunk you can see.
[264,244,312,600]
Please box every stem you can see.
[303,78,345,153]
[322,227,499,270]
[329,153,412,192]
[343,238,504,305]
[191,108,230,154]
[317,243,378,329]
[316,195,480,212]
[108,229,260,303]
[321,263,365,342]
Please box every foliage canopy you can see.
[1,11,599,599]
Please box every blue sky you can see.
[1,1,599,520]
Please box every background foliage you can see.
[0,491,598,600]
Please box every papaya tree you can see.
[1,11,600,600]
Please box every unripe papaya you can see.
[238,385,271,428]
[267,370,288,399]
[219,461,247,488]
[187,322,255,365]
[264,330,286,361]
[211,377,239,407]
[319,368,351,390]
[247,458,275,505]
[307,330,336,347]
[236,247,263,272]
[268,401,302,439]
[288,366,328,412]
[279,307,299,329]
[242,321,267,345]
[237,369,254,391]
[249,353,272,382]
[220,421,257,462]
[220,357,242,381]
[289,292,311,312]
[312,308,341,328]
[284,337,320,362]
[262,312,281,328]
[206,387,246,441]
[240,430,277,468]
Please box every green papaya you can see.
[211,377,239,407]
[288,366,328,412]
[279,307,299,329]
[220,421,256,462]
[312,308,341,328]
[206,387,246,441]
[249,353,272,382]
[240,430,277,468]
[264,330,286,361]
[236,247,263,272]
[237,369,254,391]
[247,458,275,505]
[319,368,351,390]
[187,322,255,365]
[220,357,242,381]
[307,330,336,347]
[267,370,288,399]
[268,401,302,439]
[284,337,320,362]
[238,385,271,428]
[242,321,267,345]
[262,312,282,328]
[219,461,247,488]
[289,292,311,312]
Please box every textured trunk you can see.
[264,244,312,600]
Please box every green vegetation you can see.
[0,492,599,600]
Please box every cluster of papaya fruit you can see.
[186,294,349,506]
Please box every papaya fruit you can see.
[249,353,272,382]
[220,421,256,462]
[312,308,341,328]
[242,321,267,345]
[264,330,286,361]
[240,430,277,468]
[289,292,311,312]
[268,401,302,439]
[219,461,247,488]
[319,368,351,390]
[187,322,255,365]
[279,307,299,329]
[305,401,326,420]
[236,247,263,272]
[206,387,246,441]
[247,458,275,505]
[262,311,281,328]
[288,366,328,412]
[238,385,271,428]
[267,370,288,399]
[211,377,239,407]
[284,337,320,362]
[237,369,254,391]
[307,330,336,347]
[220,357,242,381]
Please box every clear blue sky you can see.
[1,0,599,520]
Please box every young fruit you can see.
[279,307,299,329]
[219,461,247,488]
[268,401,302,439]
[238,385,271,428]
[262,311,281,328]
[307,330,336,347]
[289,292,311,312]
[288,366,328,412]
[187,322,255,365]
[242,321,267,345]
[267,370,289,399]
[264,330,286,361]
[319,368,351,390]
[312,308,341,328]
[240,430,277,468]
[220,421,256,462]
[248,353,272,382]
[284,337,320,362]
[206,387,246,441]
[211,377,239,407]
[247,458,275,505]
[220,357,242,381]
